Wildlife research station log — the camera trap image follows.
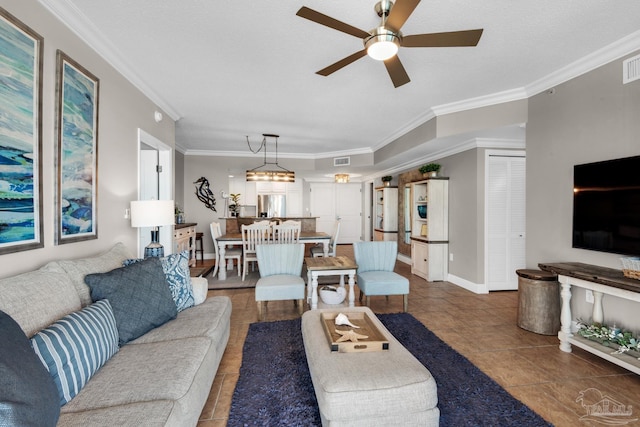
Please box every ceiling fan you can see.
[296,0,483,88]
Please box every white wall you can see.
[0,0,175,278]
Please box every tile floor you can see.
[196,247,640,427]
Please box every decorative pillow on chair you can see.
[0,310,60,425]
[29,300,119,406]
[85,257,177,345]
[160,251,195,311]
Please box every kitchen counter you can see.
[225,217,317,233]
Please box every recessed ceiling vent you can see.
[623,54,640,84]
[334,156,350,167]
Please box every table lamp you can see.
[130,200,175,258]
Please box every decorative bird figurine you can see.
[193,177,216,211]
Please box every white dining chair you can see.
[210,222,242,278]
[310,220,340,257]
[241,222,272,281]
[272,220,301,243]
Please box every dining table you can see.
[215,231,331,280]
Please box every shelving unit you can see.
[410,178,449,281]
[374,186,398,242]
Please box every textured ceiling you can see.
[43,0,640,177]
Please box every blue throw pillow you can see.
[0,310,60,425]
[29,300,119,406]
[86,257,177,345]
[160,251,195,312]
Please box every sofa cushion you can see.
[60,337,217,425]
[85,257,177,345]
[130,295,232,345]
[0,268,81,337]
[30,300,119,406]
[0,310,60,426]
[49,242,132,307]
[160,251,195,311]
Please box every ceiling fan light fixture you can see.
[365,28,400,61]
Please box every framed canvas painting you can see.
[55,50,100,244]
[0,7,44,255]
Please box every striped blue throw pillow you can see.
[30,299,119,405]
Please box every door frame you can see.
[137,129,173,258]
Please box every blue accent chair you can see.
[353,241,409,311]
[255,243,305,321]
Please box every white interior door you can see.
[486,152,526,291]
[310,183,336,235]
[310,183,362,244]
[336,184,362,244]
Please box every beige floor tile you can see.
[195,249,640,426]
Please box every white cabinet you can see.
[411,239,448,281]
[374,187,398,241]
[410,178,449,281]
[256,181,286,193]
[229,177,258,214]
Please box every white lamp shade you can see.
[130,200,175,227]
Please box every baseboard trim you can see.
[447,273,489,294]
[397,253,411,265]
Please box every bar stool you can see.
[195,232,204,264]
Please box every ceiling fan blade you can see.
[402,29,484,47]
[385,0,421,33]
[296,7,370,39]
[384,55,410,88]
[317,49,368,76]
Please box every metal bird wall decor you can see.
[194,177,216,211]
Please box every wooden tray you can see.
[321,311,389,353]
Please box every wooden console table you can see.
[174,223,197,267]
[539,262,640,374]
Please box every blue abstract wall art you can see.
[0,7,43,255]
[55,50,99,244]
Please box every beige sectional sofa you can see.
[0,243,231,426]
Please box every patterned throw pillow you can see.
[30,300,119,405]
[160,251,195,312]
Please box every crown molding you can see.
[431,87,529,117]
[375,109,438,150]
[38,0,181,121]
[182,146,372,160]
[526,29,640,97]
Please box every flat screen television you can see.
[573,155,640,256]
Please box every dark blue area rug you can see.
[227,313,552,426]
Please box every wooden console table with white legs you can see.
[305,256,357,310]
[539,262,640,374]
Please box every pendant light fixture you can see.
[246,134,295,182]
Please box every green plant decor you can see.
[381,176,392,182]
[576,320,640,359]
[419,163,441,174]
[229,193,241,215]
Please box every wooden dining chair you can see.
[241,222,271,281]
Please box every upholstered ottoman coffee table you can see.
[301,307,439,426]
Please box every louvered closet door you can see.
[486,155,526,291]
